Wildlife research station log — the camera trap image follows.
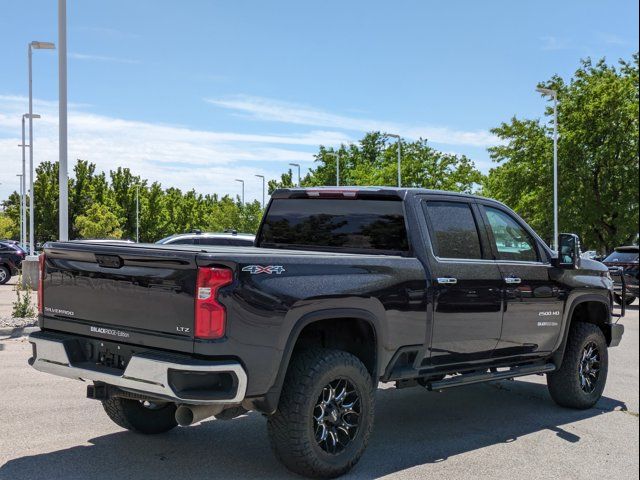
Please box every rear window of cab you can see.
[259,198,409,255]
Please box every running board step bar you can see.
[426,363,556,391]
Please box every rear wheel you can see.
[0,266,10,285]
[267,348,375,478]
[102,396,177,434]
[547,322,608,409]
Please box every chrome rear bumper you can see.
[28,331,247,405]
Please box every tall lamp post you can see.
[28,40,55,254]
[325,152,341,186]
[235,179,245,205]
[289,163,301,187]
[19,113,39,249]
[135,184,140,243]
[536,87,559,249]
[255,174,265,209]
[58,0,69,241]
[16,174,23,248]
[385,133,402,187]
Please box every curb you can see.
[0,326,39,338]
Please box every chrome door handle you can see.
[437,277,457,285]
[504,277,522,284]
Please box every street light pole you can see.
[235,179,245,204]
[255,175,265,209]
[20,113,40,251]
[20,117,26,250]
[58,0,69,241]
[135,184,140,243]
[385,133,402,187]
[28,40,55,254]
[536,87,559,249]
[289,163,301,187]
[17,174,23,248]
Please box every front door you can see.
[421,199,503,366]
[478,204,564,356]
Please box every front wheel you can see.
[547,322,608,409]
[0,266,11,285]
[268,348,375,478]
[102,396,177,434]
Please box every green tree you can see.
[139,182,167,242]
[268,169,295,194]
[75,203,123,239]
[0,213,16,239]
[69,159,112,239]
[484,54,639,252]
[0,193,21,240]
[33,161,60,243]
[304,132,483,192]
[110,167,144,239]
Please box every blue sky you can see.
[1,0,638,202]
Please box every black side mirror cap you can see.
[557,233,581,269]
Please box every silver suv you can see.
[156,230,255,247]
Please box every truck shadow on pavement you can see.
[0,380,627,480]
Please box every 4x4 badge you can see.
[242,265,286,275]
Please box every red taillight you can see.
[195,267,233,339]
[38,253,45,315]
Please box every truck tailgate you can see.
[42,242,198,353]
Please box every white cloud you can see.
[539,36,571,51]
[0,93,499,204]
[0,95,346,203]
[69,53,140,65]
[596,32,628,47]
[205,95,498,147]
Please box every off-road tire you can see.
[614,293,636,306]
[102,396,177,434]
[0,266,11,285]
[547,322,608,409]
[267,348,375,478]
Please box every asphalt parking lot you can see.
[0,300,637,480]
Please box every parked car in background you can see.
[603,245,639,305]
[156,229,255,247]
[0,241,26,284]
[71,239,135,244]
[581,250,604,262]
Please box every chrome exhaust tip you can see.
[175,404,224,427]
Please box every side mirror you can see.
[558,233,581,269]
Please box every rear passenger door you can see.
[478,203,564,356]
[420,198,503,366]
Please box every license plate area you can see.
[96,342,134,370]
[66,337,142,372]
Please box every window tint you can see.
[260,198,408,254]
[604,251,639,262]
[423,201,482,259]
[169,238,196,245]
[199,237,229,246]
[231,238,255,246]
[484,207,538,262]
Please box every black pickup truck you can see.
[29,187,624,478]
